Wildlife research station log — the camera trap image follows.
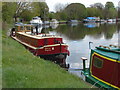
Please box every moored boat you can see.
[10,24,70,67]
[81,45,120,89]
[83,17,100,23]
[50,19,59,24]
[30,16,43,25]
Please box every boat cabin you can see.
[81,45,120,89]
[12,24,64,48]
[15,24,33,32]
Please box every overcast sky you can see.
[45,0,119,12]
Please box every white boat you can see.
[30,16,43,25]
[50,19,59,29]
[50,19,59,24]
[107,19,113,22]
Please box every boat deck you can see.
[17,32,61,39]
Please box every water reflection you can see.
[68,23,79,27]
[46,23,117,40]
[50,23,59,29]
[84,23,100,28]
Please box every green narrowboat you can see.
[81,45,120,89]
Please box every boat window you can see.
[20,26,24,31]
[25,26,31,30]
[44,39,48,45]
[93,56,103,68]
[54,38,58,44]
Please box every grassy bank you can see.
[2,29,91,88]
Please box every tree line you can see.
[2,1,120,23]
[2,2,49,23]
[55,2,119,20]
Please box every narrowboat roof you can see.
[17,32,61,39]
[92,45,120,61]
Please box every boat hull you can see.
[26,44,69,67]
[81,69,115,89]
[11,33,69,68]
[10,23,70,68]
[39,53,68,67]
[81,46,120,89]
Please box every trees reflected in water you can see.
[45,23,118,40]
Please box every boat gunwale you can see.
[11,36,68,50]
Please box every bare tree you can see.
[90,3,104,9]
[54,3,67,12]
[14,2,32,22]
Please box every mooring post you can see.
[81,57,87,71]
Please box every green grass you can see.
[59,20,67,22]
[2,30,91,88]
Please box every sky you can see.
[45,0,119,12]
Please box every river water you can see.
[41,22,119,77]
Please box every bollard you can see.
[81,57,87,71]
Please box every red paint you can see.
[91,53,120,88]
[16,32,69,56]
[28,45,69,56]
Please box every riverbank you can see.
[2,25,91,88]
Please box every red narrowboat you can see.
[10,24,70,67]
[81,45,120,89]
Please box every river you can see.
[40,22,119,77]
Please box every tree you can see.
[2,2,17,23]
[2,2,33,22]
[104,2,117,19]
[109,8,117,18]
[48,12,55,20]
[14,2,32,22]
[54,3,68,20]
[105,2,115,9]
[87,7,104,18]
[118,8,120,18]
[20,9,34,21]
[88,3,104,18]
[31,2,49,20]
[2,2,49,23]
[118,1,120,18]
[90,3,104,9]
[64,3,87,20]
[55,11,67,20]
[54,3,67,12]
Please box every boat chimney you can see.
[35,25,39,35]
[31,26,33,34]
[81,57,87,71]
